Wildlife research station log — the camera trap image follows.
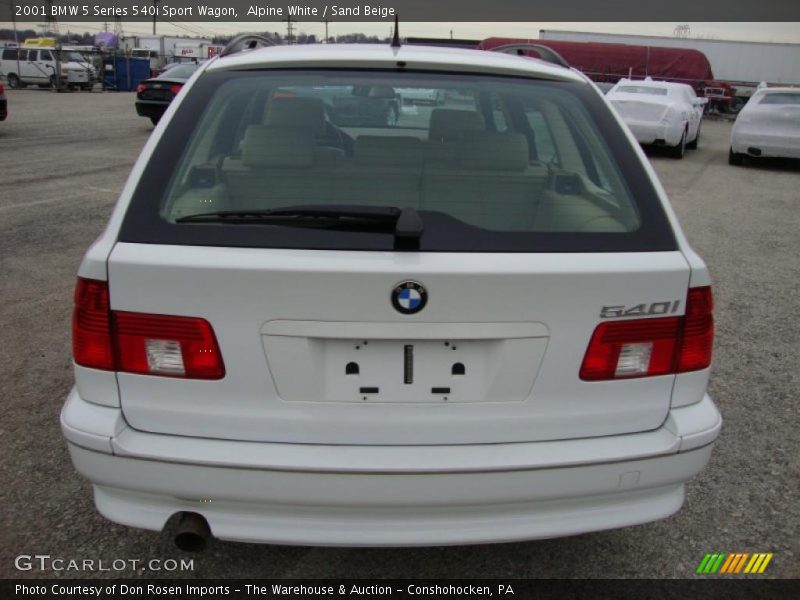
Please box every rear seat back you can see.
[427,108,486,163]
[422,131,547,230]
[224,125,341,207]
[428,108,485,142]
[264,96,348,154]
[265,97,326,135]
[344,136,424,207]
[222,110,546,226]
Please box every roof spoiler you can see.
[220,34,276,58]
[488,43,570,69]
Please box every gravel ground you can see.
[0,89,797,580]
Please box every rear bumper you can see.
[731,131,800,159]
[135,100,168,119]
[625,120,683,146]
[62,389,721,546]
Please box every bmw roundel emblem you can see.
[392,281,428,315]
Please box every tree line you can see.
[0,29,389,46]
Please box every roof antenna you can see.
[391,14,401,48]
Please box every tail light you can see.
[580,287,713,381]
[0,83,5,94]
[72,278,224,379]
[170,84,183,95]
[136,83,147,94]
[73,278,114,371]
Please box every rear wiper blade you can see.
[176,204,424,249]
[176,204,402,224]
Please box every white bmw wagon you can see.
[62,39,721,550]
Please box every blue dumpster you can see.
[103,56,150,91]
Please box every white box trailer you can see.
[120,36,212,69]
[174,42,225,62]
[540,29,800,92]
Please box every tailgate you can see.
[108,243,690,445]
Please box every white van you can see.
[0,46,94,89]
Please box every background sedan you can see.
[730,87,800,165]
[607,78,707,158]
[135,63,199,125]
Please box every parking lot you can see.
[0,89,797,579]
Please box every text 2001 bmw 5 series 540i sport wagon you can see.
[61,40,721,550]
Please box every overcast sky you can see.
[2,21,800,44]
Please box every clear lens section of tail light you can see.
[145,339,186,375]
[615,342,653,377]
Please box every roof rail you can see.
[488,43,570,69]
[220,34,276,58]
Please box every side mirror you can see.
[693,97,708,106]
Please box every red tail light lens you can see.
[73,278,114,371]
[115,312,224,379]
[580,287,713,381]
[71,278,224,379]
[677,286,714,372]
[136,83,147,94]
[170,84,183,95]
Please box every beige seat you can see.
[427,108,487,163]
[223,125,341,207]
[422,131,547,230]
[339,136,424,208]
[264,96,347,161]
[428,108,485,142]
[265,97,326,134]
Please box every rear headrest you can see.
[264,97,326,135]
[456,131,529,171]
[241,125,314,168]
[354,136,424,167]
[429,109,485,142]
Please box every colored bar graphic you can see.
[698,552,773,575]
[712,553,726,573]
[696,553,713,574]
[719,553,736,573]
[758,554,773,573]
[733,553,749,573]
[719,553,735,573]
[744,554,761,574]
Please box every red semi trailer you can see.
[478,37,737,111]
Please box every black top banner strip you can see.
[3,0,800,23]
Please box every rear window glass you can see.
[120,69,675,253]
[616,86,668,96]
[159,64,198,79]
[759,93,800,105]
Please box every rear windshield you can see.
[616,86,669,96]
[120,69,675,252]
[759,93,800,105]
[159,64,198,79]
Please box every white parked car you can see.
[397,86,446,105]
[729,87,800,165]
[62,39,720,550]
[607,78,707,158]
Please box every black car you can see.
[135,64,199,125]
[0,82,7,121]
